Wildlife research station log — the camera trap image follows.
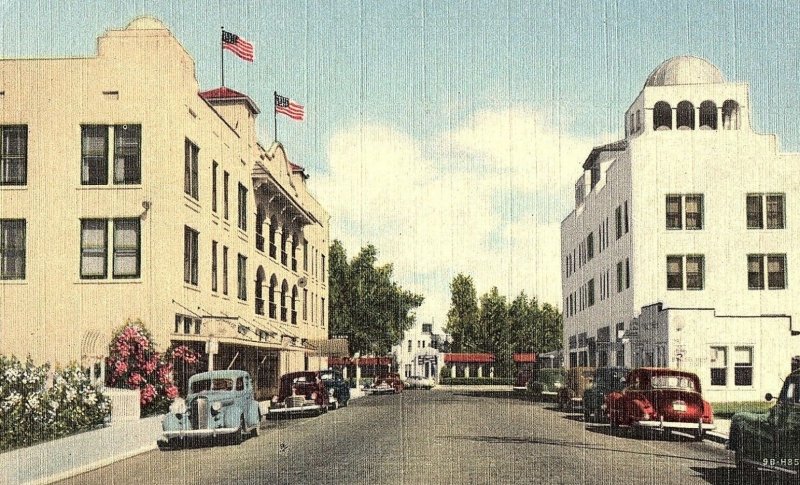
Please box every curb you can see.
[32,443,158,485]
[705,431,728,446]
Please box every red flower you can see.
[165,385,179,400]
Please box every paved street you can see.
[59,390,770,485]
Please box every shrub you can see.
[106,320,198,417]
[439,365,451,378]
[0,355,110,452]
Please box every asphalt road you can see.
[58,390,780,485]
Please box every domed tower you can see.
[625,56,748,137]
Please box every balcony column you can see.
[477,365,483,378]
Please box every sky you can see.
[4,0,800,331]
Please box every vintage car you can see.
[364,373,404,394]
[268,371,330,418]
[527,368,566,400]
[405,375,435,390]
[557,367,596,411]
[320,369,351,409]
[513,370,534,393]
[582,367,630,422]
[607,368,714,440]
[160,370,261,447]
[728,369,800,477]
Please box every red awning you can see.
[444,353,495,364]
[513,353,537,364]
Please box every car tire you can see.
[251,414,261,438]
[342,398,349,407]
[694,430,704,442]
[232,416,245,445]
[583,408,592,422]
[609,417,619,436]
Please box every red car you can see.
[606,368,715,441]
[364,373,404,395]
[267,371,330,418]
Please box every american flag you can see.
[222,30,254,62]
[275,94,304,121]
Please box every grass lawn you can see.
[712,401,774,419]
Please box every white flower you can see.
[65,388,77,402]
[85,393,97,405]
[49,400,59,411]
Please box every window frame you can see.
[184,226,199,286]
[0,125,28,186]
[237,253,247,301]
[184,139,199,200]
[113,124,142,185]
[710,346,727,386]
[734,346,754,387]
[685,255,704,290]
[0,219,26,280]
[112,218,141,279]
[80,219,108,279]
[666,255,683,290]
[211,240,218,292]
[237,183,248,231]
[212,161,218,213]
[685,194,703,230]
[222,245,229,295]
[81,125,109,186]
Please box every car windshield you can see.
[650,375,696,391]
[292,376,312,384]
[191,378,233,393]
[320,372,335,381]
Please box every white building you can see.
[561,56,800,402]
[392,322,447,380]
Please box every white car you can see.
[405,376,435,390]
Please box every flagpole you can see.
[274,91,278,143]
[221,26,225,87]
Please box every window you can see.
[303,240,308,271]
[222,246,229,295]
[747,193,785,229]
[586,233,594,261]
[321,254,326,280]
[746,194,763,229]
[0,219,25,279]
[112,219,140,278]
[667,256,683,290]
[81,126,108,185]
[734,346,753,386]
[749,254,786,290]
[303,288,308,321]
[676,101,695,129]
[237,254,247,300]
[175,314,201,335]
[685,195,703,229]
[615,206,622,239]
[223,171,230,219]
[114,125,141,184]
[653,102,671,130]
[184,226,198,285]
[212,161,218,213]
[237,183,247,231]
[686,255,704,290]
[710,346,727,386]
[624,201,629,233]
[616,261,623,293]
[587,279,595,307]
[211,241,218,292]
[625,258,631,289]
[666,195,682,229]
[767,195,785,229]
[80,219,107,279]
[1,125,27,185]
[184,139,199,200]
[321,297,325,326]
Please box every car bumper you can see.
[268,404,323,416]
[364,388,394,395]
[635,420,715,431]
[163,427,240,439]
[512,386,527,391]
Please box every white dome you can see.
[126,16,168,31]
[645,56,725,87]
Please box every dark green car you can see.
[582,367,629,422]
[527,368,566,401]
[729,370,800,478]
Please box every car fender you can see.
[246,400,260,426]
[631,398,654,419]
[223,404,245,428]
[702,400,714,423]
[162,412,183,431]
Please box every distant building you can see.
[392,321,448,380]
[0,17,330,399]
[561,56,800,402]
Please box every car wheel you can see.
[251,414,261,438]
[342,398,349,407]
[232,416,245,445]
[609,416,619,436]
[583,408,592,422]
[694,429,704,442]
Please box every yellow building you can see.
[0,17,330,398]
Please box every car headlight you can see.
[169,398,187,415]
[211,401,222,412]
[311,392,318,400]
[554,383,563,388]
[271,395,278,403]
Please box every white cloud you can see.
[313,106,606,330]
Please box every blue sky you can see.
[4,0,800,328]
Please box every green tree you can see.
[444,273,479,352]
[328,241,424,355]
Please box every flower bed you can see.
[0,355,110,452]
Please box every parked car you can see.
[557,367,596,411]
[364,373,405,394]
[268,371,329,418]
[320,369,350,409]
[728,369,798,477]
[513,370,534,393]
[582,367,630,422]
[527,368,566,400]
[606,368,715,440]
[405,375,435,389]
[160,370,261,448]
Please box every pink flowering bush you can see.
[106,320,191,417]
[0,355,110,451]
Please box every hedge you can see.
[439,377,513,386]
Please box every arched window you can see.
[280,279,289,321]
[281,230,289,266]
[255,266,266,315]
[291,286,298,324]
[653,102,672,130]
[676,101,695,130]
[722,100,740,130]
[699,101,718,130]
[291,234,299,272]
[268,274,278,319]
[268,216,278,259]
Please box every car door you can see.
[774,375,800,467]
